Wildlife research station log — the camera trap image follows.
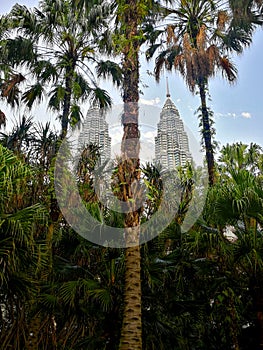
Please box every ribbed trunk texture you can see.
[61,67,73,140]
[120,241,142,350]
[198,80,215,186]
[118,1,142,349]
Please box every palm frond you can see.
[96,60,123,87]
[22,83,45,109]
[89,87,112,109]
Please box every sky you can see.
[1,0,263,157]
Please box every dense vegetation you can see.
[0,0,263,349]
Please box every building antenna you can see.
[166,77,171,98]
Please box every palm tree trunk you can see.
[120,239,142,350]
[198,79,215,186]
[118,1,142,349]
[61,68,73,139]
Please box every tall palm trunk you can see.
[118,1,142,349]
[61,67,73,139]
[198,79,215,186]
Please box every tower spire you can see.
[166,77,170,98]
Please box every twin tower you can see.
[78,83,192,169]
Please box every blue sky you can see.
[1,0,263,153]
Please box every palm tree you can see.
[219,141,262,174]
[112,2,176,349]
[113,2,144,348]
[0,15,34,114]
[9,0,121,138]
[146,0,259,185]
[72,1,172,348]
[0,114,34,159]
[205,142,263,348]
[0,143,49,349]
[31,121,59,171]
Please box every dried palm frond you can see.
[0,110,6,129]
[186,58,196,92]
[196,25,206,51]
[207,45,219,65]
[206,45,219,76]
[217,10,229,31]
[219,56,237,82]
[183,33,192,60]
[166,25,177,45]
[254,0,263,7]
[1,73,25,97]
[192,49,202,76]
[154,55,166,82]
[174,54,185,77]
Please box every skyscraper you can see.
[78,104,111,163]
[155,80,192,169]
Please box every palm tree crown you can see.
[9,0,119,137]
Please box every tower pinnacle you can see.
[166,77,171,98]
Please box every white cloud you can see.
[215,111,252,119]
[215,112,241,119]
[241,112,252,119]
[139,97,161,106]
[227,112,237,118]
